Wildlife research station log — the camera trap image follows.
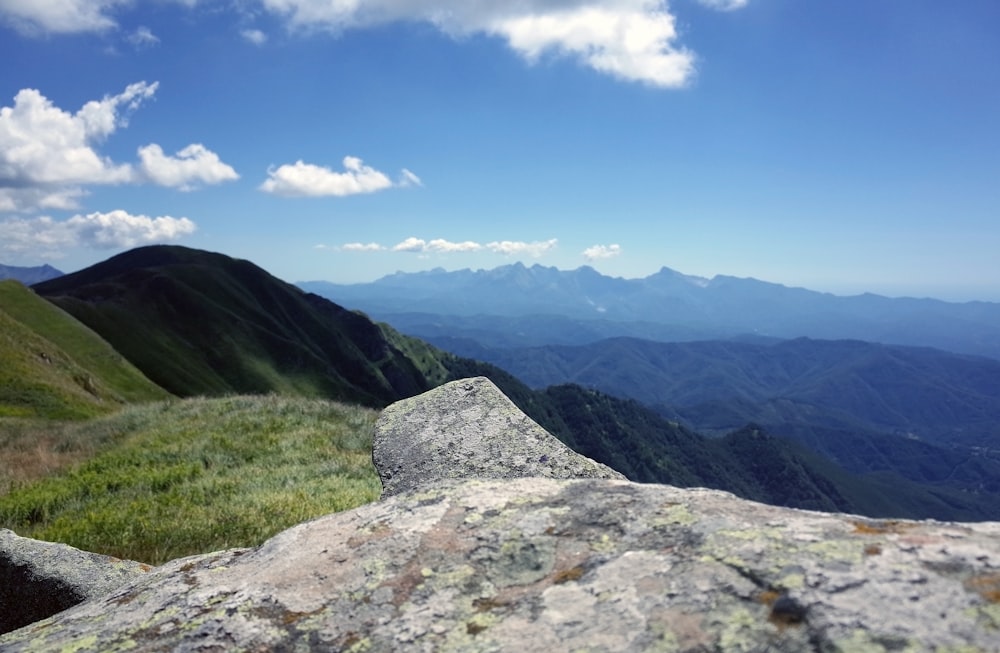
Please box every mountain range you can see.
[300,263,1000,360]
[4,245,1000,521]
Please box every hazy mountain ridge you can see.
[430,335,1000,510]
[0,263,63,286]
[300,262,1000,359]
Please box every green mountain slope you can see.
[32,246,432,407]
[0,280,170,419]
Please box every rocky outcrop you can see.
[1,378,999,651]
[373,377,624,497]
[0,529,150,635]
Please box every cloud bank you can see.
[260,0,708,87]
[0,82,238,211]
[259,157,418,197]
[0,210,196,258]
[333,237,559,258]
[1,1,749,86]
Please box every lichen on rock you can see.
[372,376,625,497]
[2,377,1000,652]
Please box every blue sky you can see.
[1,1,998,301]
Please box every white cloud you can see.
[391,237,483,253]
[127,26,160,48]
[0,81,241,212]
[428,238,483,253]
[697,0,748,10]
[0,187,88,213]
[138,143,239,190]
[0,210,196,258]
[259,156,415,197]
[242,28,268,45]
[341,242,386,252]
[0,81,188,212]
[346,236,559,257]
[258,0,711,87]
[392,237,426,252]
[583,243,622,260]
[0,82,156,191]
[0,0,123,34]
[486,238,559,257]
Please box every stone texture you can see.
[0,528,151,635]
[3,378,1000,651]
[372,376,625,497]
[2,478,1000,652]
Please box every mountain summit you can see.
[32,245,433,406]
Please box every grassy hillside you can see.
[0,395,381,564]
[33,246,433,407]
[0,280,170,419]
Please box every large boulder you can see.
[372,376,625,497]
[2,378,999,651]
[0,529,150,635]
[2,478,999,651]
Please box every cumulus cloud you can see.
[0,81,239,211]
[0,82,156,191]
[259,156,416,197]
[258,0,717,87]
[241,28,268,45]
[486,238,559,257]
[583,243,622,260]
[138,143,239,190]
[0,0,123,34]
[0,210,196,258]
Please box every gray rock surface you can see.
[372,376,624,497]
[0,528,151,634]
[3,378,1000,651]
[2,478,1000,652]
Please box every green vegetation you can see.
[0,280,170,419]
[0,395,381,564]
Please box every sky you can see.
[1,0,999,301]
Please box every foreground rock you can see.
[3,377,1000,651]
[2,478,1000,652]
[0,529,150,635]
[373,376,624,497]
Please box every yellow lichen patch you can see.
[965,573,1000,604]
[650,502,697,527]
[464,612,495,636]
